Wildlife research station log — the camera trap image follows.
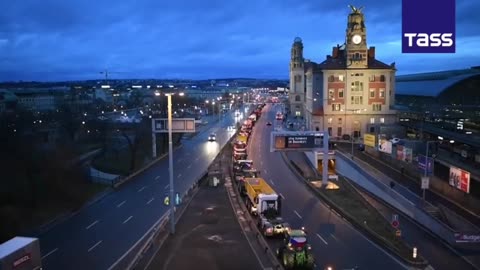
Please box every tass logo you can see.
[404,33,454,47]
[402,0,456,53]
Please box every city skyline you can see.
[1,0,479,82]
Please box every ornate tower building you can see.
[345,6,368,69]
[289,37,305,117]
[301,5,397,138]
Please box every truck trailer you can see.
[0,237,42,270]
[243,178,290,237]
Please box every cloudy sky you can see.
[1,0,479,81]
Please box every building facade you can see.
[295,6,397,138]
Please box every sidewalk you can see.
[337,143,480,226]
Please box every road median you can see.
[280,152,429,268]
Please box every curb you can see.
[279,152,430,268]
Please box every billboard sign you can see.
[378,138,392,154]
[397,145,405,161]
[449,166,470,193]
[417,155,434,176]
[363,134,376,147]
[270,131,327,152]
[402,0,456,53]
[153,118,196,133]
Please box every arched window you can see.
[295,95,301,102]
[380,75,386,82]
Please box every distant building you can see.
[0,89,18,113]
[10,87,69,112]
[290,6,397,138]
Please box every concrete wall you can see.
[335,151,458,245]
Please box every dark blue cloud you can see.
[0,0,479,81]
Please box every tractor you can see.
[276,228,315,269]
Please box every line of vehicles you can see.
[231,103,315,269]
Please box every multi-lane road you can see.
[39,107,246,270]
[247,104,406,270]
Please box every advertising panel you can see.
[271,131,327,152]
[396,145,405,161]
[405,148,413,163]
[378,138,392,154]
[363,134,376,147]
[449,166,470,193]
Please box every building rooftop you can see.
[396,71,480,97]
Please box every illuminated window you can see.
[380,117,385,123]
[379,88,385,98]
[351,81,363,92]
[328,118,333,124]
[332,104,341,111]
[351,96,363,105]
[338,75,344,82]
[370,117,375,124]
[328,89,335,99]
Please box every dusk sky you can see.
[1,0,479,82]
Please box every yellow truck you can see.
[244,178,290,237]
[236,133,248,144]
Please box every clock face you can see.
[352,35,362,44]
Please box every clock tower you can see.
[345,5,368,68]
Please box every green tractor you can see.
[276,227,315,269]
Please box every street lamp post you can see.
[166,92,184,234]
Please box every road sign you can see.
[392,220,399,228]
[421,177,430,189]
[153,118,196,133]
[391,214,399,228]
[270,131,327,152]
[418,155,434,176]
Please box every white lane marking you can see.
[41,248,58,259]
[270,180,275,186]
[86,220,99,230]
[331,234,339,242]
[137,186,146,192]
[294,210,302,219]
[117,201,126,208]
[264,169,268,174]
[146,198,155,205]
[316,233,328,245]
[88,240,102,252]
[155,176,160,180]
[280,193,285,200]
[177,173,182,178]
[123,216,133,224]
[187,165,191,169]
[164,184,169,189]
